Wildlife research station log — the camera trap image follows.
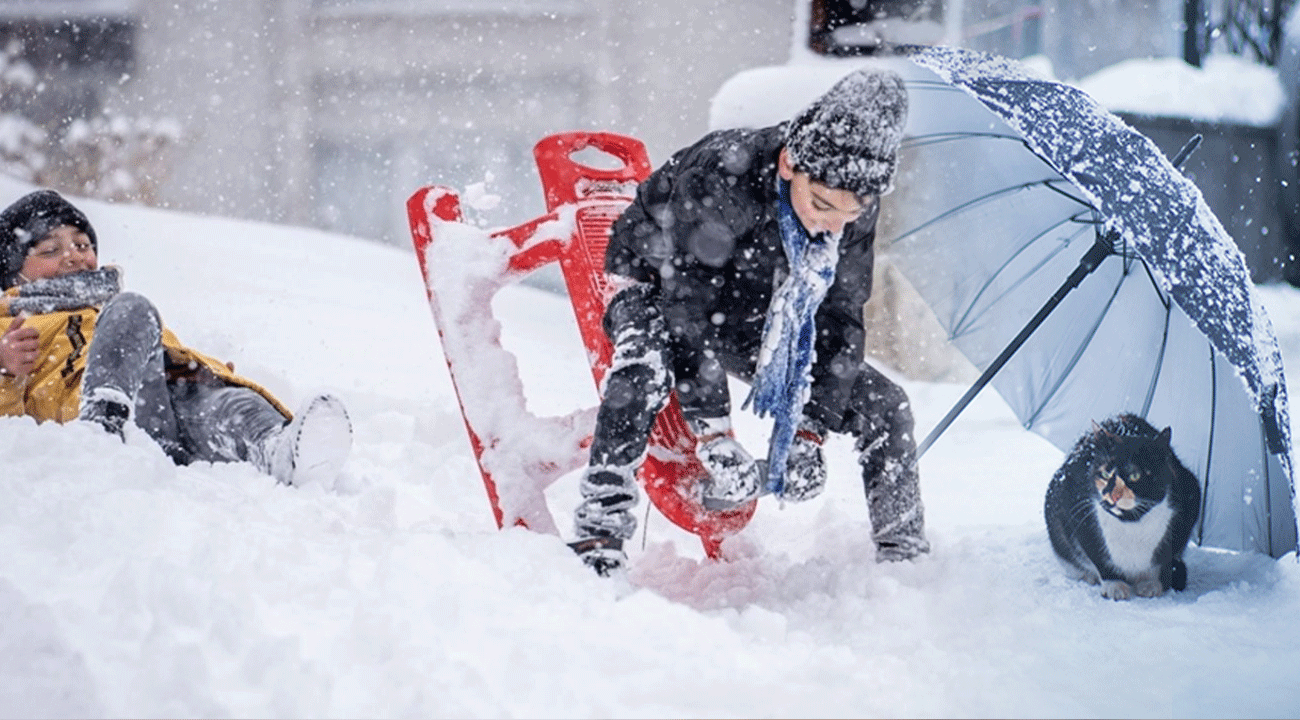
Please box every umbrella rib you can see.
[1136,251,1173,310]
[902,133,1093,209]
[892,178,1078,247]
[1133,252,1199,538]
[1024,255,1125,428]
[951,218,1095,339]
[1197,345,1217,548]
[889,172,1096,341]
[902,131,1025,150]
[1139,272,1173,417]
[1042,180,1095,208]
[1263,410,1275,556]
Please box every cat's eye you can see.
[1129,472,1143,483]
[1099,467,1114,479]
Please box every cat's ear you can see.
[1157,426,1172,447]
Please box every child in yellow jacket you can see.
[0,190,351,486]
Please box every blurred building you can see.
[0,0,792,245]
[0,0,1194,246]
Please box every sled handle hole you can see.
[568,145,627,172]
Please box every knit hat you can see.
[0,190,97,289]
[784,67,908,197]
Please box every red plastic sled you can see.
[406,131,756,558]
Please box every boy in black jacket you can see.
[571,68,928,575]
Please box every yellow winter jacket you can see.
[0,291,290,423]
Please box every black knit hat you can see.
[784,67,908,197]
[0,190,98,289]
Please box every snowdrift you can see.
[2,176,1299,718]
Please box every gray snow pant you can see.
[573,284,927,548]
[81,292,287,466]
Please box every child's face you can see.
[778,147,874,237]
[19,224,98,283]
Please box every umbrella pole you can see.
[915,233,1115,459]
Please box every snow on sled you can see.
[406,131,756,558]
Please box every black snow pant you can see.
[80,292,288,466]
[573,284,927,548]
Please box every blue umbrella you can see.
[890,45,1296,558]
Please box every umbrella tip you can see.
[1171,134,1203,171]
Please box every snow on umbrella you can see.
[888,45,1297,558]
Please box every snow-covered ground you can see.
[2,170,1299,718]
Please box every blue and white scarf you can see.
[744,178,840,495]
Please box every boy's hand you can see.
[0,314,39,378]
[782,423,828,502]
[689,416,763,508]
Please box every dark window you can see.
[0,16,135,129]
[1184,0,1300,67]
[0,17,134,74]
[808,0,944,56]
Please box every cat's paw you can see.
[1135,578,1165,598]
[1101,580,1134,600]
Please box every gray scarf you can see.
[7,267,122,315]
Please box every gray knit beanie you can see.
[784,68,908,197]
[0,190,98,289]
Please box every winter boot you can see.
[874,533,931,562]
[573,464,640,542]
[860,443,930,562]
[568,536,627,577]
[261,394,352,487]
[77,387,133,440]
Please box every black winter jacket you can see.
[605,125,878,429]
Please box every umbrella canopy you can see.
[888,45,1297,558]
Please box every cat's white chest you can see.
[1096,499,1173,575]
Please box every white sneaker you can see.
[78,386,134,439]
[265,394,352,487]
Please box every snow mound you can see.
[1078,54,1285,127]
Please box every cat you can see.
[1044,414,1202,600]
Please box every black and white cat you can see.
[1044,414,1202,600]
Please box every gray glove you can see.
[781,417,828,502]
[689,415,763,508]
